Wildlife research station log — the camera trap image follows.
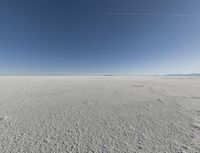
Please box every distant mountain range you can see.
[166,73,200,76]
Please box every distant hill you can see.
[166,73,200,76]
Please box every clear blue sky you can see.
[0,0,200,75]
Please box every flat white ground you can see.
[0,76,200,153]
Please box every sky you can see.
[0,0,200,75]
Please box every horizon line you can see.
[0,73,200,77]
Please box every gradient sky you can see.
[0,0,200,75]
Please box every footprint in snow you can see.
[191,122,200,130]
[132,85,144,88]
[0,116,10,121]
[196,110,200,115]
[157,98,165,103]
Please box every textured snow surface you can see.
[0,76,200,153]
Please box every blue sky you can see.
[0,0,200,75]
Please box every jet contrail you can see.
[104,12,200,17]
